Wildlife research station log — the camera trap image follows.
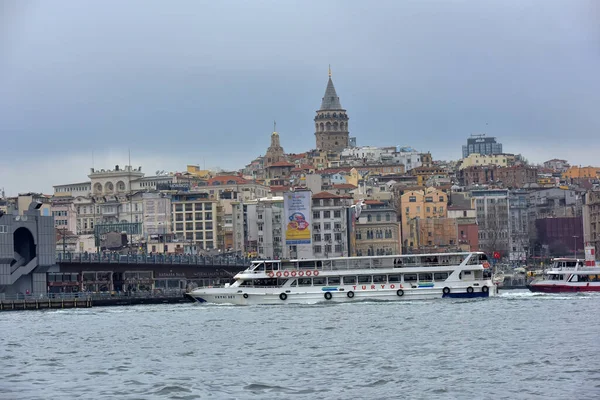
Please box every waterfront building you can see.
[171,191,222,252]
[535,217,584,257]
[400,187,448,249]
[314,68,350,152]
[409,166,448,186]
[447,193,479,252]
[462,134,503,158]
[406,218,458,253]
[238,196,284,259]
[583,190,600,255]
[472,189,510,258]
[51,196,77,233]
[311,192,353,257]
[355,200,400,256]
[508,190,529,263]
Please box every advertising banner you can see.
[284,191,312,245]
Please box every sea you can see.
[1,290,599,400]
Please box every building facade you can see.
[355,200,401,256]
[473,189,510,258]
[462,134,503,158]
[583,190,600,255]
[311,192,353,258]
[171,192,222,252]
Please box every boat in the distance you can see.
[186,251,497,305]
[527,253,600,293]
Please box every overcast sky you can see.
[1,0,598,195]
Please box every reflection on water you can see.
[1,290,599,400]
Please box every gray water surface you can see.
[1,290,599,400]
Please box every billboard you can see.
[284,191,312,245]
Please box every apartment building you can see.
[311,192,353,258]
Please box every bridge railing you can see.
[56,252,252,266]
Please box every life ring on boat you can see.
[313,270,319,277]
[306,270,312,277]
[291,271,297,277]
[283,271,290,277]
[466,286,474,294]
[481,286,489,293]
[298,271,305,277]
[276,271,282,277]
[443,287,451,295]
[396,289,404,297]
[279,293,287,301]
[347,291,355,298]
[243,293,249,299]
[268,271,274,278]
[324,292,332,300]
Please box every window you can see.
[323,211,331,218]
[313,224,320,231]
[334,244,342,252]
[313,245,322,253]
[334,210,341,218]
[409,196,416,202]
[324,223,331,230]
[386,213,391,221]
[175,223,183,231]
[327,277,340,285]
[425,197,433,203]
[324,233,331,241]
[343,276,356,285]
[367,215,372,222]
[419,273,432,282]
[298,278,312,286]
[185,223,193,230]
[439,196,445,202]
[388,275,401,283]
[313,211,320,219]
[313,234,321,242]
[312,277,326,286]
[175,204,183,212]
[376,214,382,221]
[205,222,213,230]
[195,222,203,230]
[373,275,386,283]
[404,274,417,282]
[195,203,203,211]
[325,244,332,253]
[195,213,203,220]
[185,204,193,211]
[205,212,212,220]
[358,276,371,283]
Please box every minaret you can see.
[265,121,285,167]
[314,66,349,152]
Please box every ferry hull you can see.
[527,283,600,293]
[188,285,496,305]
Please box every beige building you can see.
[406,218,458,252]
[400,187,448,248]
[171,192,223,252]
[459,153,509,170]
[355,200,401,256]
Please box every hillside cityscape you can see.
[2,72,599,264]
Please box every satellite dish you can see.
[156,170,160,175]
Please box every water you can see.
[1,290,599,400]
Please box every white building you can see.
[239,197,285,259]
[341,146,423,171]
[311,192,353,258]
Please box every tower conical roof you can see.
[320,77,343,110]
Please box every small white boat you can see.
[187,252,497,305]
[527,256,600,293]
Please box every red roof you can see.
[268,161,295,168]
[364,200,384,205]
[332,183,358,190]
[320,167,353,174]
[207,175,248,185]
[288,153,308,160]
[312,191,351,199]
[270,185,291,192]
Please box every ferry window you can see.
[312,277,326,286]
[434,272,449,281]
[358,276,371,284]
[277,279,288,286]
[299,261,315,269]
[327,277,341,285]
[463,271,472,275]
[343,276,356,285]
[388,275,401,283]
[240,280,252,286]
[289,279,297,287]
[404,274,417,282]
[418,273,432,282]
[373,275,386,283]
[297,278,312,286]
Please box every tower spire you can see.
[328,64,332,77]
[274,120,276,133]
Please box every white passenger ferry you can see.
[187,252,497,305]
[527,257,600,293]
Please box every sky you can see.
[1,0,599,196]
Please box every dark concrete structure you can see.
[0,202,56,297]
